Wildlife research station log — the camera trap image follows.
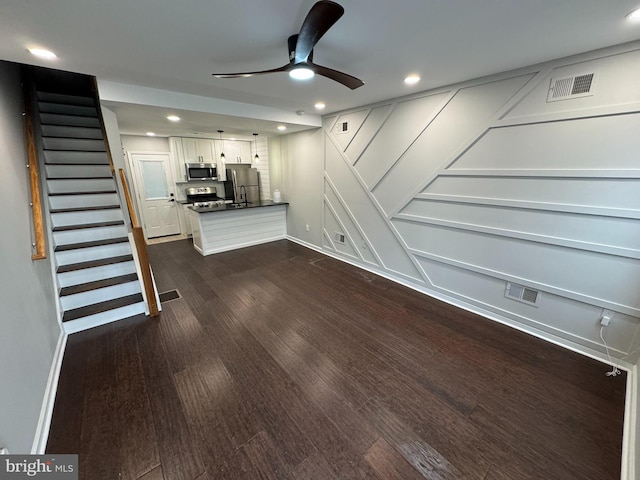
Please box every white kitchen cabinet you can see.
[219,140,252,164]
[181,138,216,163]
[169,137,187,181]
[182,203,194,236]
[170,137,218,182]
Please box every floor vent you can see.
[505,282,540,307]
[334,232,346,244]
[547,72,596,102]
[159,289,180,303]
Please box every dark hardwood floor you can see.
[46,239,627,480]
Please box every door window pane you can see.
[141,161,168,199]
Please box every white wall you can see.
[0,61,61,452]
[282,42,640,365]
[276,129,324,245]
[121,134,170,153]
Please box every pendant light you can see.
[253,133,259,163]
[217,130,225,159]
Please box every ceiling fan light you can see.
[627,7,640,20]
[289,66,315,80]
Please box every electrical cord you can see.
[599,326,621,377]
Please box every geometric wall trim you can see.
[318,44,640,360]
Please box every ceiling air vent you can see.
[547,72,597,102]
[505,282,540,307]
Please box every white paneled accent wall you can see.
[253,136,271,199]
[308,42,640,363]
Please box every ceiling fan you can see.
[212,0,364,90]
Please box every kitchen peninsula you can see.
[188,201,287,255]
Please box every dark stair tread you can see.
[49,190,117,196]
[41,133,102,140]
[48,176,113,180]
[52,220,124,232]
[37,92,95,106]
[50,205,120,214]
[43,148,107,152]
[45,162,110,166]
[59,273,139,297]
[55,236,129,252]
[62,293,144,322]
[57,254,134,273]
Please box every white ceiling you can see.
[2,0,640,137]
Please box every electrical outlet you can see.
[600,309,614,327]
[305,224,310,232]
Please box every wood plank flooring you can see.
[46,239,627,480]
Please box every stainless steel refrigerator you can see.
[223,165,261,205]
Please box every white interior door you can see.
[130,153,180,238]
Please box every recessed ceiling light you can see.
[166,115,180,122]
[277,125,287,131]
[314,102,326,110]
[146,132,156,137]
[404,74,421,85]
[626,7,640,20]
[28,48,57,60]
[289,66,315,80]
[229,137,236,141]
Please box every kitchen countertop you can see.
[188,200,288,213]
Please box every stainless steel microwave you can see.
[185,163,217,181]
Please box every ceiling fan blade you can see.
[294,1,344,63]
[212,64,291,78]
[311,63,364,90]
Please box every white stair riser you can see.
[51,209,124,228]
[46,164,112,178]
[53,224,128,246]
[41,125,102,139]
[63,302,146,334]
[57,261,137,288]
[49,193,120,210]
[48,178,115,194]
[42,137,105,151]
[55,242,132,267]
[38,102,97,117]
[40,113,100,128]
[60,281,142,311]
[44,150,108,164]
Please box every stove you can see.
[185,186,227,207]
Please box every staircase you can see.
[36,90,146,332]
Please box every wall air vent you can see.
[547,72,597,102]
[505,282,540,307]
[334,232,346,244]
[335,120,349,134]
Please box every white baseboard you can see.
[622,365,638,480]
[287,235,638,480]
[31,330,67,454]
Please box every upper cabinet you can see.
[169,136,254,182]
[220,140,252,164]
[182,138,216,163]
[170,137,218,181]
